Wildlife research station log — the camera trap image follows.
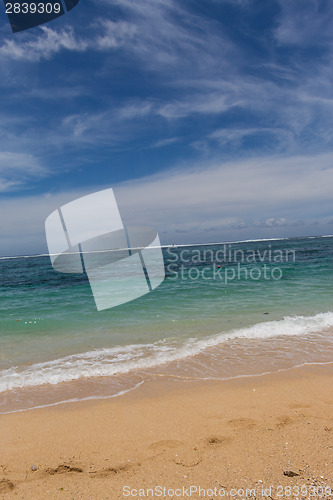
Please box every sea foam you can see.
[1,311,333,392]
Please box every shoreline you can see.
[2,325,333,415]
[1,362,332,498]
[1,359,333,417]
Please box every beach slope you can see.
[1,364,332,499]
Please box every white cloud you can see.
[264,218,287,228]
[149,137,180,149]
[0,152,48,192]
[207,127,294,150]
[115,152,333,228]
[0,188,91,255]
[2,152,333,255]
[1,0,333,159]
[0,0,234,75]
[1,0,333,217]
[0,26,88,62]
[0,152,44,174]
[95,19,137,49]
[94,0,233,73]
[274,0,333,46]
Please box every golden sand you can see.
[0,363,332,499]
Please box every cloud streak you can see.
[0,26,88,61]
[1,151,333,255]
[0,152,48,192]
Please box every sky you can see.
[1,0,333,255]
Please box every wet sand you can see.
[0,363,333,499]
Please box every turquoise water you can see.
[1,236,333,411]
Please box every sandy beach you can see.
[0,363,332,499]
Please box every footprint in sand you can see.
[276,415,295,428]
[0,479,15,493]
[150,439,183,450]
[150,439,201,468]
[173,452,202,468]
[90,463,136,478]
[44,464,83,475]
[206,435,233,446]
[227,417,257,430]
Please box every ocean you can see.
[1,236,333,413]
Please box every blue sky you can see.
[1,0,333,255]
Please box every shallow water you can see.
[1,236,333,412]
